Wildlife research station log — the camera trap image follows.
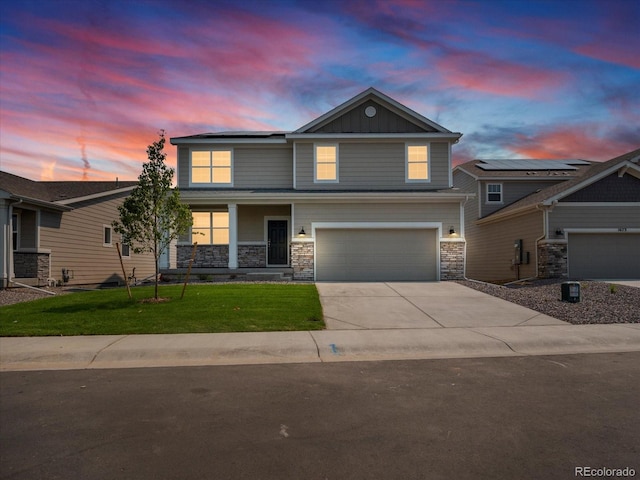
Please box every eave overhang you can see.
[179,190,473,205]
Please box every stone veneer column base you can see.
[291,241,314,281]
[440,240,465,280]
[177,245,229,268]
[537,241,567,278]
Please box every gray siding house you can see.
[170,88,471,281]
[0,172,157,288]
[453,149,640,282]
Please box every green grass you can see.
[0,284,325,336]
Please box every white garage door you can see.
[568,233,640,279]
[315,228,438,281]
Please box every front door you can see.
[267,220,288,265]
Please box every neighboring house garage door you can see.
[315,228,438,281]
[568,233,640,279]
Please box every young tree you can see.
[113,131,192,299]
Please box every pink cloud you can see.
[509,125,639,161]
[434,51,569,99]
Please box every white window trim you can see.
[121,235,131,258]
[486,183,503,204]
[189,148,234,187]
[313,143,339,183]
[11,212,20,251]
[103,225,113,247]
[190,210,230,245]
[405,143,431,183]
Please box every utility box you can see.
[561,282,581,303]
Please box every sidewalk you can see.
[2,323,640,371]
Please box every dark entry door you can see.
[267,220,288,265]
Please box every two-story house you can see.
[453,148,640,282]
[170,88,471,282]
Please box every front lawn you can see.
[0,284,324,336]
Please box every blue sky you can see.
[1,0,638,181]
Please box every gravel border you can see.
[457,279,640,324]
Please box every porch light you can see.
[449,226,456,236]
[298,227,306,236]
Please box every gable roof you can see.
[477,147,640,223]
[0,171,138,208]
[294,87,459,136]
[171,88,462,144]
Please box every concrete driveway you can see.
[316,282,567,329]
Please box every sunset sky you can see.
[1,0,638,182]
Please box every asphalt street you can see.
[1,352,639,480]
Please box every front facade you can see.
[170,88,471,281]
[453,149,640,281]
[0,172,157,288]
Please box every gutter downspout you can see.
[4,198,22,287]
[461,194,471,280]
[535,202,556,279]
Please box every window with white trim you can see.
[11,213,19,250]
[486,183,503,203]
[103,225,112,246]
[191,149,233,185]
[191,212,229,244]
[314,145,338,182]
[406,144,430,181]
[121,235,131,257]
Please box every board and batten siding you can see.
[295,202,460,236]
[465,210,543,282]
[549,205,640,232]
[39,194,156,286]
[311,100,435,134]
[295,141,451,190]
[177,145,293,189]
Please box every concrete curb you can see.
[2,324,640,371]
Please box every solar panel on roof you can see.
[476,159,588,171]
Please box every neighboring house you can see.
[169,88,471,281]
[0,171,158,288]
[453,148,640,282]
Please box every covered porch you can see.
[175,203,298,271]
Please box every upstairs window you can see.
[486,183,503,203]
[192,212,229,244]
[191,150,233,185]
[314,145,338,182]
[406,144,430,182]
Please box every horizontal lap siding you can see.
[238,205,290,242]
[295,141,451,190]
[178,145,293,189]
[40,194,156,285]
[295,202,460,235]
[466,211,543,282]
[234,147,292,188]
[481,180,562,217]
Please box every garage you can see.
[315,228,438,281]
[568,233,640,279]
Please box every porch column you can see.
[228,203,238,269]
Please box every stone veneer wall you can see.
[440,241,465,280]
[537,242,567,278]
[13,252,50,284]
[291,241,314,281]
[238,245,267,268]
[177,245,229,268]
